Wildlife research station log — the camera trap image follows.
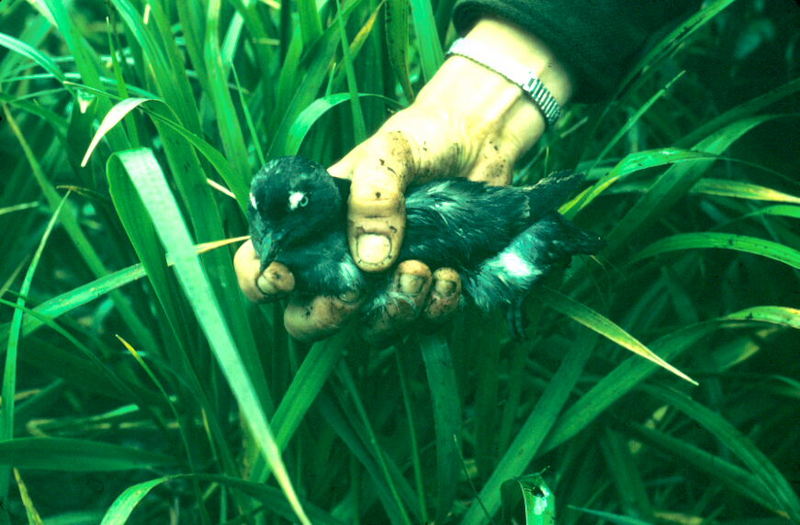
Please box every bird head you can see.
[248,156,350,271]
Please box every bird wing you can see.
[402,179,530,269]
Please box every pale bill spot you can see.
[249,193,257,209]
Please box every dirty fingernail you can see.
[357,234,391,265]
[434,279,457,297]
[399,273,425,295]
[256,275,272,295]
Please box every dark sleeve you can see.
[452,0,700,102]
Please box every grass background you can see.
[1,0,799,523]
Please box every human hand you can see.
[235,17,572,343]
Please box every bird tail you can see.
[463,213,603,313]
[525,170,589,223]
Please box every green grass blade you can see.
[473,318,503,479]
[720,305,800,329]
[420,334,461,522]
[395,350,429,523]
[604,115,788,256]
[1,193,68,500]
[81,97,156,167]
[107,150,191,349]
[460,332,594,525]
[18,264,145,339]
[742,204,800,221]
[0,31,65,82]
[297,0,323,46]
[631,232,800,270]
[268,0,369,156]
[566,506,651,525]
[539,324,711,458]
[599,428,652,519]
[539,288,697,385]
[408,0,443,82]
[231,65,266,167]
[2,104,157,351]
[285,92,399,155]
[317,394,411,522]
[13,469,44,525]
[204,0,250,183]
[642,385,800,521]
[541,303,800,457]
[0,438,175,471]
[385,0,414,101]
[677,77,800,148]
[41,0,110,113]
[334,0,367,143]
[250,331,348,482]
[626,422,784,513]
[100,476,173,525]
[15,236,246,342]
[617,0,735,94]
[690,178,800,204]
[338,363,414,524]
[109,148,310,525]
[100,474,345,525]
[517,474,556,525]
[563,148,716,218]
[590,71,685,168]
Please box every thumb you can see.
[337,132,414,272]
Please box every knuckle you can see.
[433,267,460,283]
[350,184,405,215]
[397,260,431,278]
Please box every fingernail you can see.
[256,275,272,295]
[434,279,457,297]
[357,234,391,265]
[399,273,425,295]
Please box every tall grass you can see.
[0,0,798,523]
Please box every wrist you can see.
[463,17,573,105]
[408,17,572,159]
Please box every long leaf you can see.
[0,438,174,471]
[460,332,595,525]
[408,0,442,82]
[632,232,800,270]
[420,334,461,523]
[541,304,800,456]
[642,385,800,521]
[109,148,310,525]
[100,474,345,525]
[0,31,66,82]
[539,288,697,385]
[1,194,69,499]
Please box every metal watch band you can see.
[447,37,562,128]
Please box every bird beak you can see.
[259,232,285,272]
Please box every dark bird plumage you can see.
[248,156,603,335]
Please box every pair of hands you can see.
[234,19,572,342]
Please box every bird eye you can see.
[298,195,309,207]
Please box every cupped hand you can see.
[234,17,572,343]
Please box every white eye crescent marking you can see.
[288,191,308,210]
[249,193,257,209]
